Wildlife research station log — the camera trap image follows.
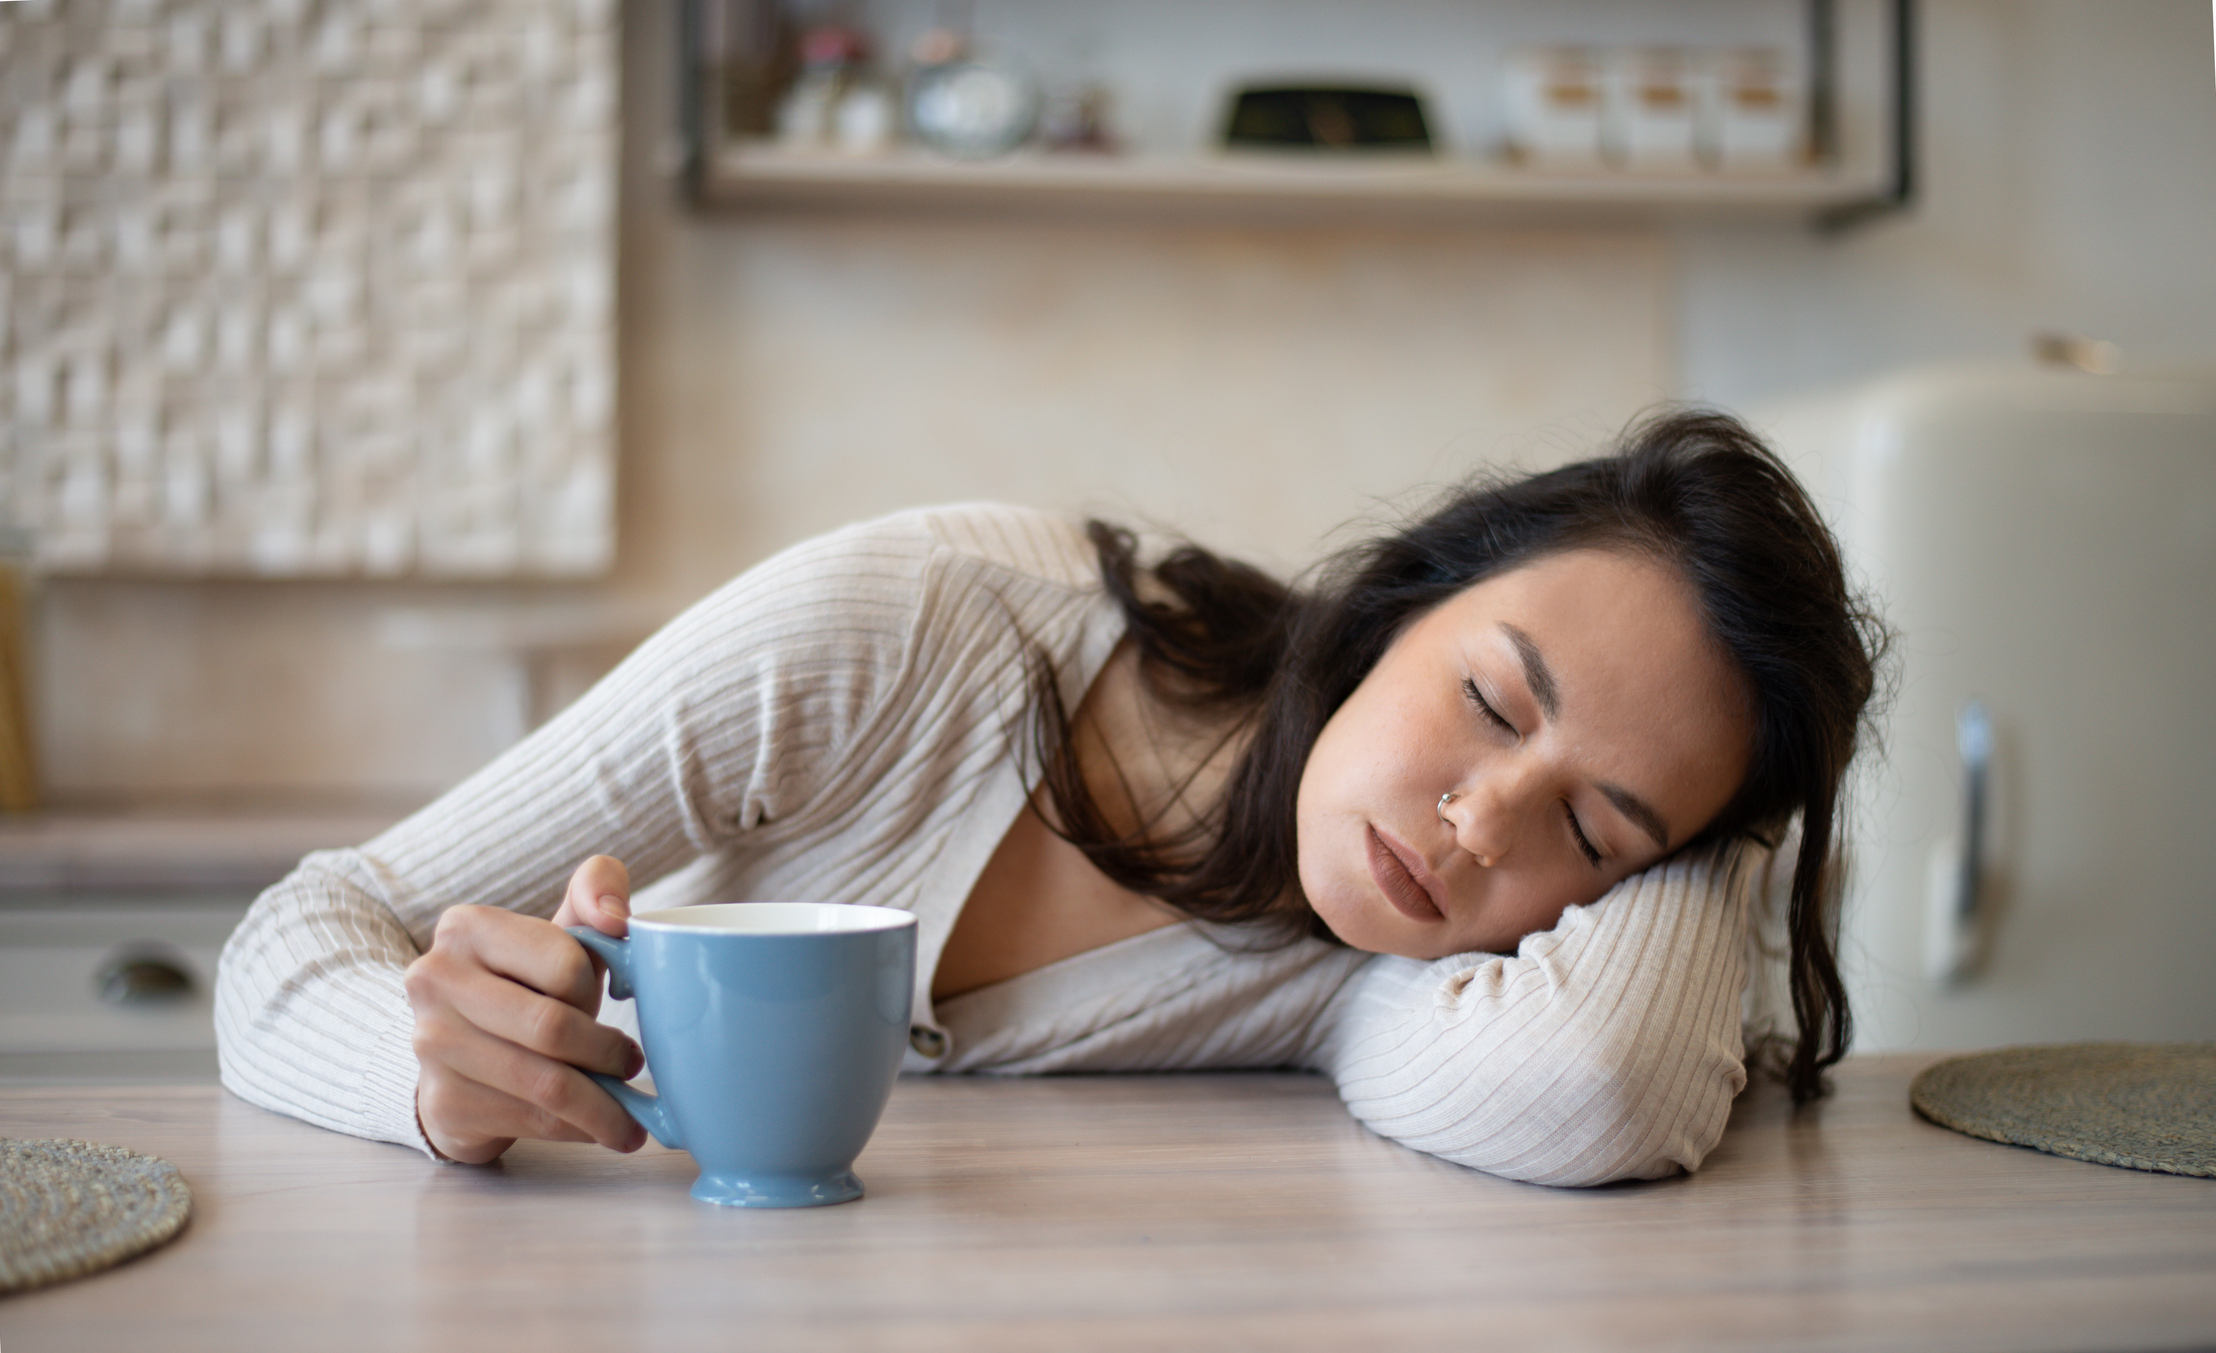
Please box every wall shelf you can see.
[698,142,1885,225]
[679,0,1913,231]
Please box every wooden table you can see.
[4,1056,2213,1352]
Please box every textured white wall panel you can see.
[0,0,617,577]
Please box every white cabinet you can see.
[0,899,250,1081]
[0,807,394,1080]
[1763,366,2216,1050]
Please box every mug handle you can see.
[566,926,682,1150]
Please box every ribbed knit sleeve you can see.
[1315,848,1752,1187]
[213,513,958,1154]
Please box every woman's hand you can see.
[405,855,648,1164]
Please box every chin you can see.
[1363,930,1464,962]
[1309,888,1434,960]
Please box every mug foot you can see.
[691,1169,864,1208]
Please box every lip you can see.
[1365,825,1445,923]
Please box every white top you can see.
[214,504,1752,1187]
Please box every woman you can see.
[215,410,1882,1188]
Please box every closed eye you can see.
[1461,677,1513,733]
[1564,802,1604,868]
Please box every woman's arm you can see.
[214,517,937,1157]
[1315,848,1753,1187]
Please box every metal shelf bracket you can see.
[1811,0,1918,233]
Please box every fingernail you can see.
[598,893,628,919]
[625,1044,646,1078]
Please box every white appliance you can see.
[1761,365,2216,1052]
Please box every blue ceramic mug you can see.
[568,903,917,1208]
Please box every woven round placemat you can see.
[0,1138,194,1294]
[1910,1043,2216,1177]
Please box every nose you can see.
[1439,773,1530,867]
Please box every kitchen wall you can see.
[1682,0,2216,410]
[28,0,2216,809]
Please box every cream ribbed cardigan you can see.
[214,504,1751,1188]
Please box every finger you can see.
[423,1018,648,1153]
[418,1063,614,1158]
[420,1101,518,1166]
[553,855,632,936]
[437,904,605,1012]
[411,978,645,1149]
[419,945,643,1078]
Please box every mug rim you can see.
[629,902,918,936]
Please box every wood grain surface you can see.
[3,1055,2213,1352]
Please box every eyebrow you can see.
[1500,624,1559,719]
[1600,783,1672,852]
[1501,622,1672,852]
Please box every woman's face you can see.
[1296,547,1753,960]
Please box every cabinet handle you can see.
[1926,700,1992,986]
[1953,699,1992,932]
[95,950,197,1006]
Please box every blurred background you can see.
[0,0,2203,807]
[0,0,2212,1075]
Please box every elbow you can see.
[1351,1026,1747,1189]
[1505,1033,1746,1187]
[211,926,283,1092]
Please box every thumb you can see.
[557,854,633,936]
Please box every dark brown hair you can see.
[1031,409,1886,1103]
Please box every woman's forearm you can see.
[214,850,435,1151]
[210,511,958,1153]
[1320,848,1753,1187]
